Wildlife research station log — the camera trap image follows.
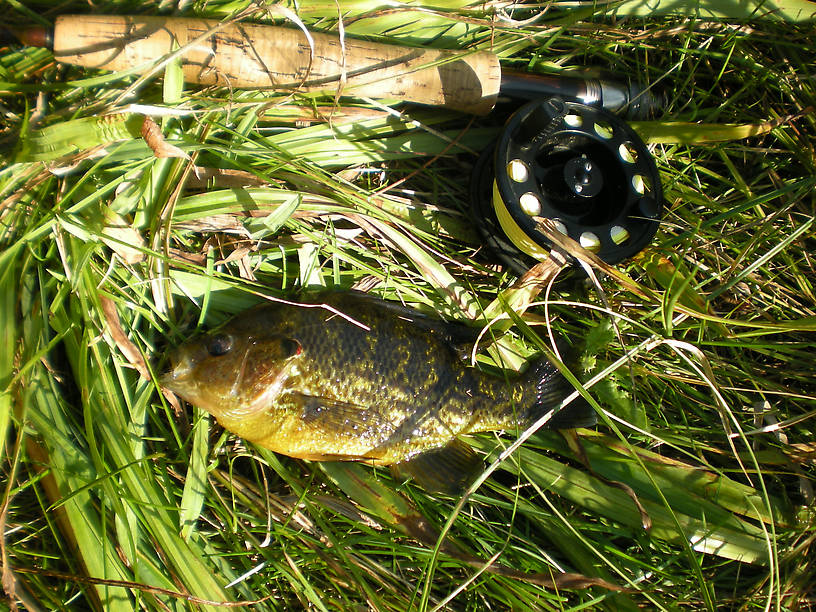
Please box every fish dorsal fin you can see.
[391,439,483,495]
[323,290,481,349]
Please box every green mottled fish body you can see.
[162,292,593,491]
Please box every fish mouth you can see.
[158,351,194,393]
[158,369,180,390]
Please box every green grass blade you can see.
[609,0,816,21]
[472,437,771,564]
[3,4,814,609]
[179,409,210,541]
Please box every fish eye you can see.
[207,334,233,357]
[282,338,301,358]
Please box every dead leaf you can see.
[787,443,816,465]
[99,295,150,381]
[0,436,21,611]
[99,294,181,422]
[167,248,207,266]
[140,116,190,159]
[186,166,271,189]
[46,144,112,176]
[101,211,145,264]
[351,276,382,293]
[395,500,628,591]
[214,246,253,266]
[214,245,258,281]
[562,430,652,531]
[236,257,257,281]
[10,565,273,607]
[172,215,251,236]
[514,256,567,289]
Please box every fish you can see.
[160,291,595,493]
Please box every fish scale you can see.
[161,291,595,492]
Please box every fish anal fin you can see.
[325,290,481,349]
[391,439,483,495]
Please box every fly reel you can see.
[472,97,663,273]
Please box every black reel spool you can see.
[471,97,663,274]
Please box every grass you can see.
[2,0,815,610]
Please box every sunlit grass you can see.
[2,1,815,610]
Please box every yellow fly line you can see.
[490,181,553,261]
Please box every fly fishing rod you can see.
[5,14,661,118]
[4,14,665,267]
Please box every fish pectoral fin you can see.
[292,392,399,436]
[391,439,483,496]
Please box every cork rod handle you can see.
[53,15,501,115]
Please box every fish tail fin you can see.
[521,358,597,429]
